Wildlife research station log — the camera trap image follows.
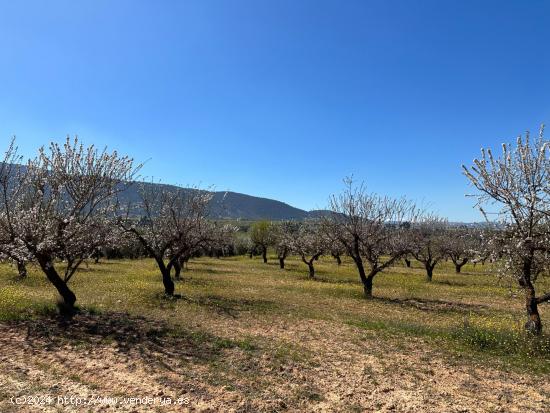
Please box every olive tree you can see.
[325,179,418,298]
[119,183,212,296]
[0,137,138,312]
[463,125,550,334]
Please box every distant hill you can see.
[116,182,323,221]
[0,162,329,221]
[0,163,478,223]
[208,191,311,220]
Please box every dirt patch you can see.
[0,312,548,412]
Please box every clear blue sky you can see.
[1,1,548,221]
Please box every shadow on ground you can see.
[13,310,235,367]
[375,297,489,314]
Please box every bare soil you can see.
[1,312,548,412]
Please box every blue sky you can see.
[0,1,548,221]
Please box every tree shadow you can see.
[313,276,358,285]
[186,295,279,318]
[374,297,489,314]
[432,279,470,287]
[18,311,232,366]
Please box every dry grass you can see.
[0,255,549,412]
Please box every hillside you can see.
[208,191,311,220]
[0,163,321,221]
[115,181,316,220]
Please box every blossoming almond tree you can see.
[272,220,300,269]
[325,178,419,298]
[0,137,138,313]
[118,182,212,296]
[0,140,32,277]
[463,125,550,334]
[410,216,448,282]
[290,221,327,279]
[443,227,478,273]
[166,219,237,279]
[249,220,274,264]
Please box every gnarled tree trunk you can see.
[453,258,468,273]
[425,263,434,282]
[364,273,376,298]
[261,246,268,264]
[279,257,285,269]
[156,257,175,296]
[308,263,315,278]
[38,258,77,313]
[353,256,372,298]
[168,260,182,280]
[525,288,542,335]
[522,277,543,334]
[17,260,27,278]
[162,268,175,295]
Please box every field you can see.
[0,256,549,412]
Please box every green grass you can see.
[0,254,549,374]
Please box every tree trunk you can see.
[173,261,182,280]
[161,268,175,295]
[262,246,267,264]
[353,256,372,298]
[332,254,342,265]
[279,257,285,269]
[454,258,468,273]
[156,257,175,296]
[364,274,374,298]
[39,259,77,313]
[425,263,433,282]
[524,285,542,335]
[404,258,411,268]
[17,260,27,278]
[308,262,315,279]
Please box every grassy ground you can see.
[0,256,549,412]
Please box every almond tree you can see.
[444,227,478,273]
[118,183,212,296]
[325,179,418,298]
[0,137,138,313]
[167,220,237,279]
[249,220,273,264]
[0,141,31,277]
[463,125,550,334]
[330,244,344,266]
[410,217,447,282]
[205,221,239,257]
[291,222,326,278]
[272,221,299,269]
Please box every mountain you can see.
[0,162,326,221]
[117,182,322,221]
[208,191,311,220]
